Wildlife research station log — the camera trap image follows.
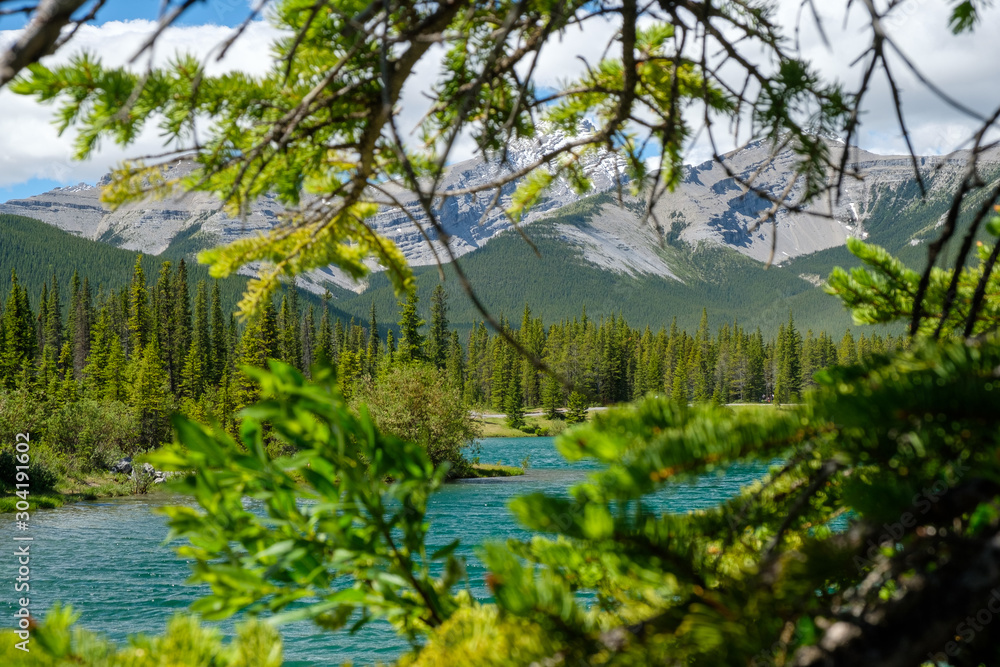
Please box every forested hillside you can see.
[0,247,905,494]
[7,169,994,337]
[0,213,350,322]
[328,195,872,335]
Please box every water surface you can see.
[1,437,768,665]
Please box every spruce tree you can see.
[446,330,464,393]
[504,367,525,429]
[210,281,226,383]
[302,305,316,374]
[490,337,509,412]
[173,258,192,382]
[1,270,35,387]
[316,296,333,366]
[385,329,396,360]
[180,343,206,399]
[397,290,425,363]
[333,318,345,361]
[36,281,48,357]
[774,323,788,404]
[838,329,857,366]
[130,339,171,448]
[565,390,589,424]
[235,312,270,410]
[366,300,379,375]
[127,255,151,356]
[542,373,563,419]
[154,261,177,392]
[337,348,361,401]
[104,336,128,403]
[746,329,766,402]
[193,280,211,381]
[70,274,92,377]
[45,272,62,356]
[268,301,282,359]
[671,352,689,405]
[56,341,77,404]
[426,284,448,368]
[82,306,110,397]
[278,290,302,369]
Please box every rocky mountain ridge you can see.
[3,134,996,294]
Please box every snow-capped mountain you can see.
[3,131,997,295]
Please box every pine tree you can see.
[505,367,525,429]
[316,296,333,366]
[397,290,425,363]
[173,258,192,384]
[104,336,128,402]
[446,330,464,393]
[426,284,448,368]
[180,343,206,399]
[56,341,77,404]
[130,339,171,448]
[210,281,226,383]
[45,272,62,356]
[127,255,151,356]
[302,305,316,374]
[278,290,302,369]
[193,280,211,381]
[1,270,35,387]
[366,300,379,375]
[69,274,92,378]
[565,390,589,424]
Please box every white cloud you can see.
[0,19,278,189]
[1,2,999,195]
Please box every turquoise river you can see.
[1,437,770,665]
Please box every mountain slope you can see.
[0,214,352,322]
[325,194,861,335]
[4,136,998,333]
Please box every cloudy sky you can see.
[0,0,998,202]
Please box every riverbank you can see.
[0,454,523,512]
[475,414,570,438]
[0,469,172,512]
[467,462,524,477]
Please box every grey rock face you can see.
[110,457,133,475]
[4,136,995,287]
[0,160,284,255]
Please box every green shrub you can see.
[0,388,47,444]
[43,400,140,473]
[356,362,480,473]
[0,449,59,493]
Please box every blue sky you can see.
[0,0,249,200]
[0,1,264,201]
[0,0,247,31]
